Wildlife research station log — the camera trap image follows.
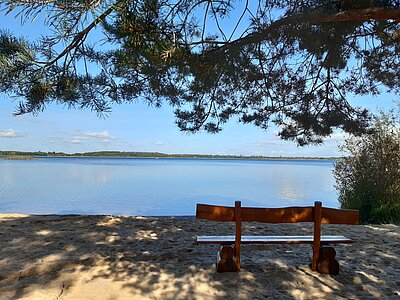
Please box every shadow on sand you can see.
[0,214,399,299]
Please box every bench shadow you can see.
[0,215,398,299]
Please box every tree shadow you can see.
[0,215,398,299]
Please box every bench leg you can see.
[309,246,340,275]
[216,245,238,272]
[318,257,339,275]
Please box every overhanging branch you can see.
[219,7,400,51]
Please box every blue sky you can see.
[0,6,397,156]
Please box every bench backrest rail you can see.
[196,201,359,272]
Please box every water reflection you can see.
[68,166,112,184]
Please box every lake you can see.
[0,157,338,216]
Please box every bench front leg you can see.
[309,246,340,275]
[216,244,238,272]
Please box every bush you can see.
[334,113,400,224]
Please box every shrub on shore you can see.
[334,113,400,224]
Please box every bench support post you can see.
[312,201,322,272]
[235,201,242,272]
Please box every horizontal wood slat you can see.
[196,203,360,225]
[196,204,235,222]
[321,207,359,225]
[195,235,354,245]
[241,207,314,223]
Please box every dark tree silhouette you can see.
[0,0,399,144]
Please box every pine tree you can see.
[1,0,399,144]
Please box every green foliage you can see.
[334,113,400,224]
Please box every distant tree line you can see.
[0,150,336,160]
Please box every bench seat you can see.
[195,235,353,245]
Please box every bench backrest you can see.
[196,201,359,225]
[196,201,359,272]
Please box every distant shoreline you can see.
[0,155,39,161]
[0,151,340,161]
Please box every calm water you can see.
[0,157,338,216]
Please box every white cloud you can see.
[154,141,164,146]
[70,136,86,144]
[86,131,110,139]
[255,140,281,147]
[0,129,22,138]
[69,131,115,144]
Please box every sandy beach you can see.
[0,214,399,299]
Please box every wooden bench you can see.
[194,201,359,274]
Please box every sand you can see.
[0,214,399,300]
